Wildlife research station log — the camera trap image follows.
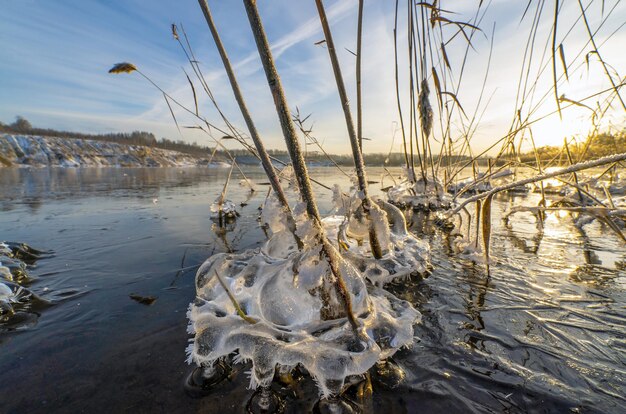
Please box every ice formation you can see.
[608,175,626,196]
[210,199,238,220]
[329,187,430,285]
[0,282,16,310]
[188,192,428,397]
[0,281,27,315]
[187,248,420,396]
[447,169,514,196]
[387,174,452,211]
[0,242,40,316]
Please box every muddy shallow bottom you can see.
[0,167,624,413]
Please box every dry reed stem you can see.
[314,0,384,259]
[197,0,300,246]
[449,152,626,215]
[356,0,364,152]
[243,0,358,330]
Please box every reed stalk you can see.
[216,162,234,225]
[314,0,384,259]
[197,0,300,246]
[356,0,364,152]
[576,0,626,111]
[394,0,411,175]
[242,0,358,329]
[449,152,626,215]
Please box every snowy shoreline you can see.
[0,134,230,168]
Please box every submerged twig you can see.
[214,270,257,324]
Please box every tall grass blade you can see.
[183,69,199,116]
[558,43,569,81]
[432,66,443,111]
[482,194,493,273]
[163,92,182,136]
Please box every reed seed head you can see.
[418,79,433,137]
[108,63,137,74]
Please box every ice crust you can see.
[0,282,15,304]
[188,192,428,396]
[387,175,452,210]
[187,247,420,396]
[447,169,514,196]
[0,281,24,315]
[0,242,34,315]
[327,189,430,285]
[210,199,238,219]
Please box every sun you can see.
[531,106,596,148]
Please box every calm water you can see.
[0,167,624,413]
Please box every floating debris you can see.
[129,294,157,306]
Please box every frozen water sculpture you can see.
[387,173,452,211]
[187,232,421,397]
[210,199,238,221]
[0,241,47,319]
[187,195,426,397]
[328,188,431,285]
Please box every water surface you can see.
[0,167,624,413]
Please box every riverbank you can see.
[0,134,230,168]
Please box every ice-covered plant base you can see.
[387,175,452,211]
[0,242,45,318]
[327,189,431,285]
[187,241,420,397]
[187,195,428,397]
[210,199,238,221]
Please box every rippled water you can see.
[0,167,624,413]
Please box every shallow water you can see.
[0,167,624,413]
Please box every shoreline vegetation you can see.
[1,117,624,168]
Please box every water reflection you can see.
[459,264,490,352]
[0,167,236,204]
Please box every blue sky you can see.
[1,0,624,154]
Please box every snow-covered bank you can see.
[0,134,230,168]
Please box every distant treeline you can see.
[517,130,626,165]
[225,148,475,167]
[2,116,623,167]
[0,116,473,166]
